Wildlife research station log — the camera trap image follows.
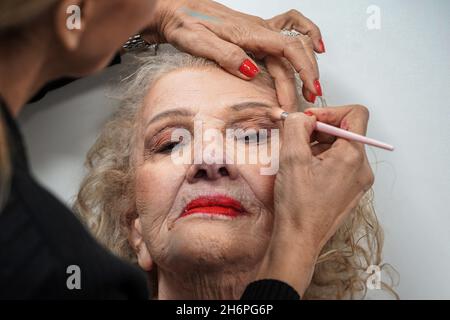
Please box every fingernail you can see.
[239,59,259,78]
[319,39,326,53]
[307,92,316,104]
[304,110,314,116]
[314,80,323,96]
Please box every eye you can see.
[243,132,259,144]
[236,129,270,145]
[155,135,188,154]
[156,141,180,154]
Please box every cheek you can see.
[238,164,275,210]
[135,160,186,218]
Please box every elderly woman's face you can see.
[131,67,282,274]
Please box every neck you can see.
[156,267,258,300]
[0,34,53,117]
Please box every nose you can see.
[186,161,239,183]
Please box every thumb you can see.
[280,111,316,165]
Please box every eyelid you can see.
[145,115,193,134]
[228,116,279,130]
[145,112,278,142]
[145,117,193,138]
[226,108,278,125]
[145,128,172,151]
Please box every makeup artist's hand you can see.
[258,105,375,297]
[141,0,324,106]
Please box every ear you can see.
[53,0,86,51]
[129,217,153,271]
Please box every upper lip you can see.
[180,194,245,217]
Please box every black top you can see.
[0,98,149,299]
[241,279,300,300]
[0,60,300,300]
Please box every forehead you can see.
[141,68,277,120]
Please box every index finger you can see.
[305,106,370,158]
[304,105,370,135]
[265,55,298,112]
[280,112,316,166]
[231,26,320,96]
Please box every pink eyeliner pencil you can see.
[315,121,395,151]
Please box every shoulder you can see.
[0,171,148,299]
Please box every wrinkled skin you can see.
[130,68,282,299]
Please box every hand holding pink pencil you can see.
[278,110,395,151]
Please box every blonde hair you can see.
[74,45,398,299]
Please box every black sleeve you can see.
[28,54,122,103]
[0,169,149,299]
[240,279,301,300]
[0,98,149,300]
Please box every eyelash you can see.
[145,129,183,155]
[145,121,278,156]
[154,139,184,154]
[235,127,272,145]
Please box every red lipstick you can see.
[180,195,244,219]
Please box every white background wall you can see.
[18,0,450,299]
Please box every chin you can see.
[158,219,267,273]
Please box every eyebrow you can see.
[229,102,273,112]
[145,101,274,128]
[145,108,194,128]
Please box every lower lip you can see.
[180,195,244,219]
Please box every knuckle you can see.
[354,104,370,120]
[353,149,365,164]
[287,9,301,17]
[343,147,363,166]
[300,35,314,48]
[365,168,375,188]
[255,16,267,26]
[358,166,375,192]
[221,47,244,68]
[285,36,304,50]
[341,153,354,166]
[228,24,249,45]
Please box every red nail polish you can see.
[304,110,314,116]
[239,59,259,78]
[319,39,326,53]
[307,92,316,104]
[314,80,323,96]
